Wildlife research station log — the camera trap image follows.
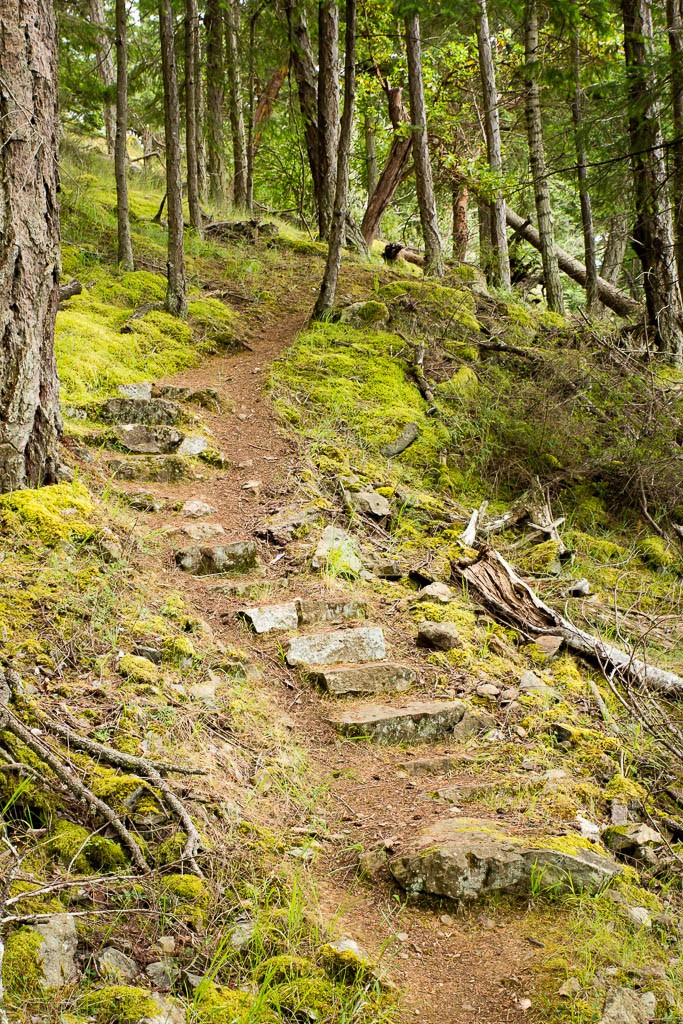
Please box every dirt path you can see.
[118,287,540,1023]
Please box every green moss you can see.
[636,536,677,570]
[161,873,208,928]
[604,774,646,803]
[0,481,94,544]
[434,366,478,400]
[47,819,127,873]
[188,297,236,348]
[270,975,346,1018]
[156,832,187,866]
[119,654,159,684]
[194,985,278,1024]
[253,954,320,984]
[79,985,159,1023]
[318,942,374,982]
[2,927,43,996]
[162,634,196,665]
[518,540,562,575]
[569,531,626,564]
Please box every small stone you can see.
[175,541,259,575]
[358,847,388,878]
[312,525,363,577]
[476,682,500,698]
[600,987,656,1024]
[118,382,153,400]
[178,522,225,543]
[125,492,164,513]
[97,946,139,983]
[132,645,162,664]
[237,459,254,469]
[544,769,568,781]
[147,993,187,1024]
[239,601,300,634]
[576,814,600,841]
[108,456,189,483]
[241,479,262,492]
[369,557,403,579]
[181,499,216,518]
[611,802,629,826]
[286,626,386,667]
[229,919,256,951]
[567,578,591,597]
[348,489,391,518]
[625,906,652,929]
[415,582,453,604]
[177,436,208,457]
[416,620,461,651]
[146,960,178,992]
[519,671,559,699]
[115,423,183,454]
[440,914,454,926]
[158,936,176,955]
[602,823,663,858]
[257,508,308,545]
[529,635,564,660]
[558,977,581,998]
[395,932,409,943]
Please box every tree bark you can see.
[666,0,683,283]
[114,0,134,269]
[360,87,412,247]
[452,183,469,261]
[478,196,494,277]
[622,0,683,363]
[88,0,116,155]
[185,0,202,231]
[364,111,379,200]
[252,64,288,155]
[317,0,340,239]
[600,212,629,286]
[313,0,357,318]
[476,0,510,288]
[284,0,320,207]
[159,0,187,318]
[205,0,225,202]
[524,1,564,313]
[246,6,259,213]
[225,0,247,208]
[0,0,62,491]
[571,18,598,311]
[405,12,443,276]
[195,19,207,200]
[506,208,642,317]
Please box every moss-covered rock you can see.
[162,634,196,666]
[119,654,159,685]
[0,481,94,544]
[161,873,209,929]
[47,819,127,873]
[194,984,278,1023]
[79,985,159,1023]
[636,536,677,570]
[253,954,320,984]
[2,927,44,997]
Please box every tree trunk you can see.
[405,12,443,276]
[524,1,564,313]
[252,64,289,155]
[313,0,357,318]
[364,112,379,199]
[506,208,642,317]
[284,0,320,208]
[0,0,62,491]
[452,183,469,261]
[185,0,202,231]
[476,0,510,287]
[600,212,629,286]
[195,21,207,200]
[666,0,683,282]
[360,87,412,246]
[478,197,494,277]
[205,0,225,202]
[246,7,258,213]
[225,0,247,208]
[622,0,683,363]
[88,0,116,155]
[159,0,187,317]
[317,0,340,239]
[114,0,134,269]
[571,19,598,312]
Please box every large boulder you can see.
[389,819,620,901]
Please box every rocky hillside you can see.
[1,149,682,1024]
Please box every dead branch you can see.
[59,280,83,303]
[380,422,419,458]
[120,302,164,334]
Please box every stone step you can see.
[285,626,385,667]
[114,423,184,455]
[108,456,190,483]
[307,662,416,697]
[388,818,620,902]
[328,700,494,744]
[240,601,300,634]
[239,597,367,635]
[100,397,182,425]
[175,541,259,575]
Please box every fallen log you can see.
[506,208,642,319]
[59,280,83,302]
[380,422,419,458]
[452,548,683,697]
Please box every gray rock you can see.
[115,424,183,454]
[97,946,139,983]
[175,541,259,575]
[602,823,663,859]
[118,382,153,400]
[145,993,187,1024]
[416,620,461,651]
[348,489,391,518]
[308,662,416,697]
[338,300,389,326]
[108,456,189,483]
[328,700,493,745]
[257,508,308,545]
[240,601,300,634]
[177,436,208,456]
[178,522,225,543]
[285,626,386,667]
[625,906,652,928]
[312,526,363,577]
[229,919,256,951]
[124,492,165,512]
[296,597,366,626]
[181,499,216,518]
[370,557,403,580]
[415,582,453,604]
[146,960,179,992]
[600,988,656,1024]
[101,397,182,425]
[519,671,560,700]
[133,645,162,664]
[35,914,78,987]
[389,819,621,902]
[153,385,220,410]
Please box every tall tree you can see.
[114,0,134,269]
[284,0,320,206]
[0,0,62,491]
[360,85,412,247]
[205,0,226,202]
[405,10,444,276]
[317,0,340,238]
[570,15,598,311]
[524,0,564,313]
[622,0,683,362]
[666,0,683,281]
[185,0,202,231]
[452,182,469,260]
[313,0,357,317]
[159,0,187,317]
[476,0,510,288]
[88,0,116,155]
[225,0,248,208]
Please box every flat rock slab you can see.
[115,424,183,454]
[180,499,216,518]
[101,397,182,425]
[178,522,225,543]
[240,601,300,634]
[176,541,259,575]
[328,700,493,744]
[312,525,363,577]
[308,662,416,697]
[153,384,221,410]
[389,818,620,901]
[177,435,208,456]
[286,626,385,667]
[297,597,366,626]
[348,489,391,518]
[108,456,189,483]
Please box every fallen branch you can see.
[59,280,83,303]
[396,332,438,415]
[380,422,419,458]
[452,548,683,697]
[120,302,164,334]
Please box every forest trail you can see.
[111,281,542,1024]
